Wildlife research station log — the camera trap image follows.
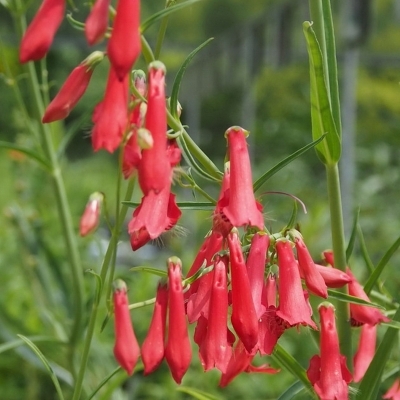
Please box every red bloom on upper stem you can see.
[346,267,390,326]
[79,192,103,236]
[141,282,168,375]
[128,189,181,250]
[107,0,141,80]
[228,230,259,352]
[85,0,110,45]
[42,52,104,123]
[307,303,352,400]
[295,235,328,298]
[113,280,140,375]
[312,264,352,288]
[353,323,376,382]
[165,257,192,384]
[222,126,264,230]
[19,0,65,63]
[197,256,232,373]
[91,67,129,153]
[138,62,172,195]
[275,240,317,329]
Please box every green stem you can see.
[326,163,352,369]
[15,9,85,376]
[154,9,170,59]
[71,177,135,399]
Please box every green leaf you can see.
[85,269,103,305]
[346,207,360,262]
[381,320,400,330]
[130,266,167,278]
[86,367,122,400]
[357,224,375,273]
[253,134,326,192]
[271,344,315,396]
[277,380,307,400]
[0,141,51,170]
[141,0,204,33]
[356,306,400,400]
[170,38,214,119]
[17,335,65,400]
[176,387,222,400]
[0,336,66,354]
[363,234,400,295]
[327,289,385,309]
[303,21,341,165]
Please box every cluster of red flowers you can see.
[20,0,391,398]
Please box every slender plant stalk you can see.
[326,163,352,368]
[14,10,85,378]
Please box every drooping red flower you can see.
[19,0,65,63]
[295,235,328,298]
[79,192,103,236]
[307,303,352,400]
[42,52,104,123]
[91,67,129,152]
[197,257,232,373]
[113,280,140,375]
[346,268,390,326]
[107,0,141,80]
[138,62,172,195]
[312,264,352,288]
[141,282,168,375]
[228,230,259,352]
[219,340,279,387]
[128,189,181,250]
[222,126,264,230]
[85,0,110,45]
[353,324,376,382]
[165,257,192,384]
[246,232,269,318]
[275,240,317,329]
[383,379,400,400]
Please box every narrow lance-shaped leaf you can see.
[303,21,341,165]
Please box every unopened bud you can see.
[79,192,104,236]
[137,128,154,149]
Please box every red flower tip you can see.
[79,192,103,236]
[383,378,400,399]
[85,0,110,45]
[112,280,140,375]
[107,0,141,80]
[19,0,65,63]
[141,282,168,375]
[165,257,191,383]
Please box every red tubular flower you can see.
[228,230,259,352]
[113,280,140,375]
[383,379,400,400]
[138,62,172,195]
[85,0,110,45]
[312,264,352,288]
[141,282,168,375]
[186,269,213,323]
[246,232,269,318]
[107,0,141,80]
[275,240,317,329]
[307,303,352,400]
[219,341,279,387]
[295,236,328,298]
[92,67,129,152]
[19,0,65,63]
[165,257,192,384]
[353,324,376,382]
[198,257,232,373]
[346,268,390,326]
[79,192,103,236]
[42,52,103,123]
[128,189,181,250]
[222,127,264,230]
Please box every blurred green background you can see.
[1,0,400,398]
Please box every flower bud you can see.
[79,192,103,236]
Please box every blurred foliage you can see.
[1,0,400,399]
